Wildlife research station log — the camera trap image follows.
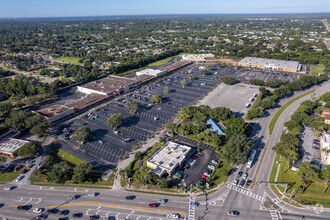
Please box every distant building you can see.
[0,138,29,158]
[206,119,225,135]
[147,141,192,177]
[320,133,330,165]
[239,57,302,73]
[322,109,330,125]
[136,68,165,77]
[77,75,138,96]
[182,54,214,62]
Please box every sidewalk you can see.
[112,129,168,191]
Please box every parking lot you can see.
[198,83,260,117]
[58,64,222,169]
[173,135,218,186]
[296,127,321,165]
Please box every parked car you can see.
[227,210,240,216]
[203,172,211,177]
[246,180,252,186]
[98,140,104,144]
[201,175,207,180]
[243,173,248,179]
[190,155,197,159]
[211,160,218,165]
[313,142,320,145]
[237,171,243,177]
[233,180,239,185]
[240,180,245,187]
[208,165,215,170]
[33,208,44,213]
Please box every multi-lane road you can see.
[1,81,330,220]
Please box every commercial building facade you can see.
[239,57,302,73]
[320,132,330,165]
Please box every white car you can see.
[243,173,248,179]
[4,186,13,191]
[33,208,44,213]
[16,175,24,182]
[203,172,210,177]
[98,140,104,144]
[88,192,97,197]
[233,179,239,185]
[208,165,215,170]
[211,160,218,165]
[167,213,180,219]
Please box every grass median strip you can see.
[126,189,188,198]
[269,90,314,135]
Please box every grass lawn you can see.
[57,148,86,165]
[269,153,280,183]
[54,56,81,64]
[0,168,25,182]
[269,90,315,135]
[310,65,325,75]
[148,56,176,67]
[30,170,46,182]
[275,156,330,207]
[211,161,233,187]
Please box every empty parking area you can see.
[198,83,260,117]
[58,64,221,168]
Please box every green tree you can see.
[5,110,29,131]
[187,73,194,82]
[224,117,249,138]
[200,68,208,77]
[322,167,330,194]
[180,79,186,88]
[0,102,12,118]
[220,134,253,164]
[259,87,268,95]
[47,161,72,184]
[126,100,140,114]
[297,162,320,192]
[159,179,169,189]
[222,76,236,85]
[72,163,93,184]
[73,127,91,143]
[151,94,162,104]
[106,113,124,130]
[17,141,41,158]
[163,86,169,95]
[42,155,55,167]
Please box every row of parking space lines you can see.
[80,142,125,162]
[86,208,166,220]
[153,81,216,94]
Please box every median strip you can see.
[268,90,314,135]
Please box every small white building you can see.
[135,68,165,77]
[321,133,330,165]
[147,142,192,177]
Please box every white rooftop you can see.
[148,141,191,174]
[136,68,164,76]
[239,57,300,69]
[0,138,29,154]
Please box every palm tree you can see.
[181,79,186,88]
[187,74,193,82]
[163,86,169,95]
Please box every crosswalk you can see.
[226,183,264,201]
[270,210,282,220]
[188,196,196,220]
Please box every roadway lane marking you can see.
[226,183,263,201]
[44,201,186,216]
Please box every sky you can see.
[0,0,329,18]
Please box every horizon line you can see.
[0,12,330,19]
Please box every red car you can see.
[313,142,320,145]
[201,175,207,180]
[190,155,197,159]
[117,104,121,107]
[148,203,157,208]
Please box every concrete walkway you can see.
[112,129,168,191]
